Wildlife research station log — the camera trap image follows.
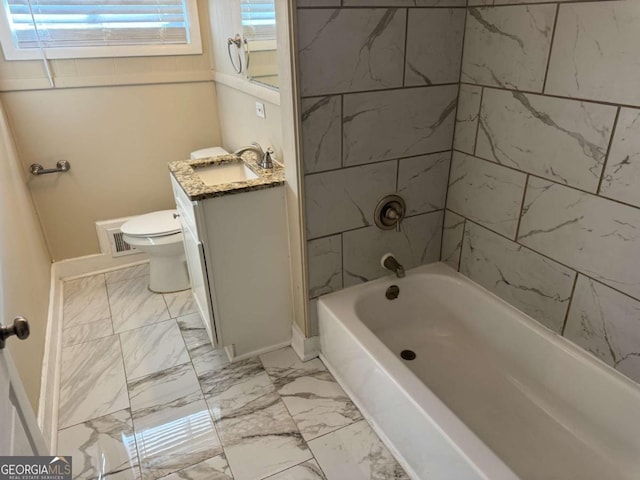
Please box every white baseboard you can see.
[226,340,292,363]
[36,267,63,454]
[37,253,150,453]
[53,252,148,281]
[291,322,320,362]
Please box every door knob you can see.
[0,316,30,349]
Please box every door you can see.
[180,216,219,347]
[0,318,48,456]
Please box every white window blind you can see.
[0,0,201,59]
[240,0,275,42]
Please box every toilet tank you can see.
[190,147,229,159]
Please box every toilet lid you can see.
[121,210,182,237]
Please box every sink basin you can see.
[195,162,259,186]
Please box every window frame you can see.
[0,0,203,61]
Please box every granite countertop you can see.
[168,152,285,201]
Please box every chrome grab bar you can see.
[30,160,71,176]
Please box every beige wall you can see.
[0,99,51,411]
[0,0,223,261]
[215,82,282,156]
[2,82,222,260]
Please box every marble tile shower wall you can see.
[297,0,466,332]
[443,0,640,384]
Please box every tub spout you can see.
[381,253,405,278]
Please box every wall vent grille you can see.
[109,228,137,257]
[96,217,142,258]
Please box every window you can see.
[0,0,202,60]
[240,0,275,43]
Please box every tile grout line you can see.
[439,152,455,261]
[596,106,621,196]
[306,148,454,177]
[514,174,530,241]
[458,79,640,111]
[472,86,484,157]
[256,353,367,479]
[560,273,579,337]
[301,80,460,100]
[340,232,345,291]
[190,336,232,480]
[450,212,640,305]
[451,147,640,211]
[116,333,144,480]
[456,217,466,272]
[295,0,620,11]
[107,269,143,479]
[401,7,409,88]
[444,0,467,269]
[256,355,323,479]
[541,3,560,94]
[307,209,444,246]
[340,93,344,169]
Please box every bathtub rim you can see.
[317,261,640,479]
[322,262,640,394]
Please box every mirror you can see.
[240,0,279,89]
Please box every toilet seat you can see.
[122,231,183,247]
[121,210,181,238]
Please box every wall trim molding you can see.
[213,70,280,106]
[37,253,150,452]
[225,339,292,363]
[291,322,320,362]
[53,252,148,280]
[0,71,214,93]
[36,266,62,454]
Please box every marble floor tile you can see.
[108,276,170,334]
[267,460,326,480]
[308,420,409,480]
[128,363,202,416]
[105,264,150,285]
[63,275,111,329]
[205,370,278,422]
[200,358,275,419]
[57,408,140,480]
[188,343,230,377]
[63,318,114,348]
[59,336,129,429]
[217,399,312,480]
[261,348,361,441]
[177,313,228,375]
[163,290,198,318]
[260,348,326,390]
[278,375,362,442]
[133,399,222,480]
[177,313,211,350]
[160,455,232,480]
[120,320,190,381]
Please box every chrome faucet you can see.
[381,253,405,278]
[233,142,274,169]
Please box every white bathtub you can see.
[318,262,640,480]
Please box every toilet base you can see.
[148,254,190,293]
[122,231,190,294]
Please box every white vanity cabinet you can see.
[170,175,293,359]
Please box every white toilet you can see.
[121,210,189,293]
[121,147,229,293]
